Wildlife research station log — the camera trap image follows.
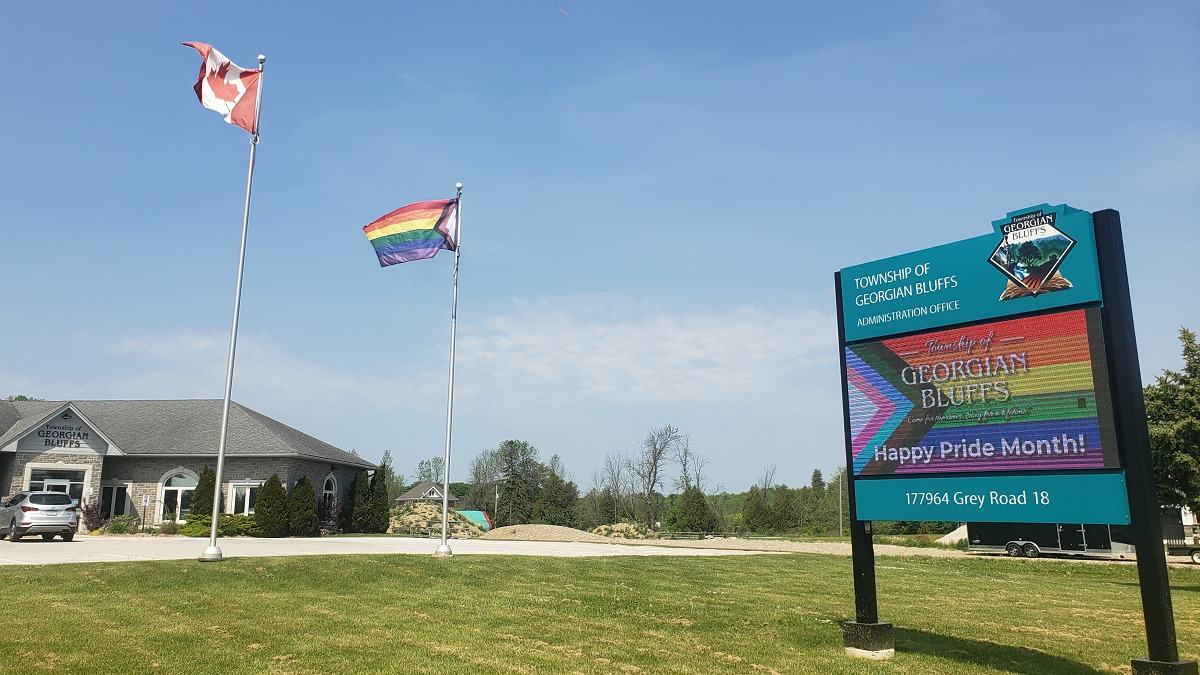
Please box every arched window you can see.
[161,472,198,523]
[319,474,338,524]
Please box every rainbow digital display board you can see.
[846,308,1119,476]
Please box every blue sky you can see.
[2,3,1197,492]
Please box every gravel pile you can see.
[482,524,613,543]
[481,524,965,558]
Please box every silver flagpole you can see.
[434,182,463,557]
[200,54,266,563]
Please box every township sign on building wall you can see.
[838,204,1129,524]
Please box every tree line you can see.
[395,425,860,536]
[12,326,1199,532]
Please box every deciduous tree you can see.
[1146,327,1200,510]
[628,425,683,529]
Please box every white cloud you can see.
[457,296,838,409]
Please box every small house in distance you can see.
[395,480,457,507]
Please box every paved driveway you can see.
[0,535,775,565]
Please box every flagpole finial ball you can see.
[258,54,266,64]
[456,182,463,190]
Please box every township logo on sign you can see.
[988,209,1076,300]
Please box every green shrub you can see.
[288,476,320,537]
[254,474,289,537]
[367,468,391,533]
[179,514,257,537]
[158,521,181,535]
[225,514,260,536]
[103,514,142,535]
[349,471,371,534]
[180,519,210,537]
[189,466,219,523]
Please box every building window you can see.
[101,486,129,520]
[319,474,338,524]
[230,483,261,516]
[162,473,198,522]
[28,468,87,504]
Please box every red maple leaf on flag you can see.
[206,62,241,103]
[183,42,260,135]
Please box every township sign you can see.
[840,204,1102,343]
[837,204,1129,524]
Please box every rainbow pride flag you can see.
[363,198,458,267]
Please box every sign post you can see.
[836,205,1196,673]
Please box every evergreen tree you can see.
[350,471,372,533]
[1145,327,1200,510]
[769,487,801,532]
[741,485,771,533]
[188,466,218,522]
[288,476,319,537]
[368,467,392,533]
[531,470,578,527]
[576,487,618,530]
[668,486,721,533]
[809,469,826,494]
[254,474,289,537]
[494,440,541,527]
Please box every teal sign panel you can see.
[840,204,1103,342]
[854,471,1129,524]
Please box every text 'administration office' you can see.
[0,399,374,525]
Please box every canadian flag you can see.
[182,42,261,135]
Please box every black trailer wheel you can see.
[1023,543,1040,558]
[1005,542,1023,557]
[1191,550,1200,565]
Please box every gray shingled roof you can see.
[0,400,374,469]
[395,479,458,503]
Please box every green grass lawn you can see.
[0,552,1196,674]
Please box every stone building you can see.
[0,399,374,525]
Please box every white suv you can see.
[0,492,79,541]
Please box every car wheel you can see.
[9,520,21,542]
[41,533,55,541]
[1023,543,1039,558]
[62,532,74,542]
[1005,542,1022,557]
[1191,550,1200,565]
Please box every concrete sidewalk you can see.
[0,535,776,565]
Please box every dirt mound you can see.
[481,524,612,543]
[390,502,484,538]
[592,522,657,539]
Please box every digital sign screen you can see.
[845,307,1119,476]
